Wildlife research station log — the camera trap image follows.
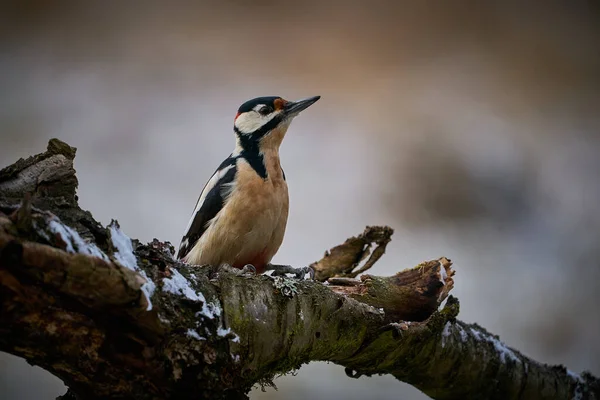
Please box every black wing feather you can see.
[177,156,238,260]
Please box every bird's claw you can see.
[241,264,257,277]
[214,263,256,278]
[299,266,315,280]
[266,264,314,280]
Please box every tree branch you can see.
[0,139,597,400]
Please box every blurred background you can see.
[1,1,599,399]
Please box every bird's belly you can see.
[190,180,288,270]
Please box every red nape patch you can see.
[234,112,241,121]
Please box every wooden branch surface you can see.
[0,139,597,400]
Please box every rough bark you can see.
[0,139,597,400]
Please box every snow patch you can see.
[489,337,519,363]
[194,301,221,320]
[162,268,206,302]
[217,327,240,343]
[470,327,520,363]
[206,302,222,319]
[161,267,237,341]
[569,372,584,400]
[439,261,447,285]
[109,222,138,271]
[456,324,468,342]
[108,222,155,311]
[162,268,220,319]
[48,219,109,261]
[470,328,483,341]
[139,279,156,311]
[567,369,583,382]
[45,218,155,311]
[186,329,206,341]
[441,321,452,348]
[217,327,231,337]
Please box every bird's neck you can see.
[232,137,266,180]
[259,123,289,152]
[233,130,285,180]
[233,128,287,158]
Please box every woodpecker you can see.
[177,95,320,277]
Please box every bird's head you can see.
[233,95,320,151]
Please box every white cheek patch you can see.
[234,110,282,135]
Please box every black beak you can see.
[284,96,321,116]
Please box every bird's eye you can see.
[258,106,272,115]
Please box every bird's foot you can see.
[241,264,257,277]
[263,264,314,280]
[215,263,256,278]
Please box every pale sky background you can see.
[1,1,599,399]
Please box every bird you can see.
[177,95,320,277]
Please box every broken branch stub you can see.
[328,257,455,322]
[310,225,394,282]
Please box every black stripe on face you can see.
[234,113,284,141]
[177,156,238,260]
[234,115,284,180]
